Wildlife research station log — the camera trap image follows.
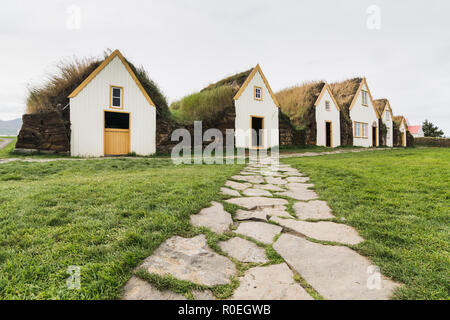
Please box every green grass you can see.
[282,148,450,300]
[0,158,244,299]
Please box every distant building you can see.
[408,125,424,138]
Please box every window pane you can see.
[112,88,121,97]
[112,97,121,107]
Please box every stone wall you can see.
[15,110,70,153]
[414,137,450,147]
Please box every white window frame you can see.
[362,91,368,106]
[325,100,330,111]
[254,86,262,101]
[354,121,368,138]
[385,110,390,121]
[110,86,123,109]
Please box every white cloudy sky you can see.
[0,0,449,134]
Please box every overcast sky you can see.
[0,0,449,134]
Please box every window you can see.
[354,121,368,138]
[385,110,390,120]
[111,86,123,108]
[386,128,390,139]
[362,123,368,138]
[362,91,368,106]
[325,101,330,111]
[254,86,262,101]
[104,111,129,129]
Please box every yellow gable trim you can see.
[314,83,341,111]
[381,100,394,120]
[349,78,379,118]
[233,64,280,107]
[68,50,155,107]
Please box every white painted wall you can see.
[235,70,279,149]
[350,82,379,147]
[315,88,341,147]
[380,105,393,147]
[70,55,156,157]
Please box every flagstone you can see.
[138,235,236,286]
[226,197,288,210]
[232,175,265,184]
[219,237,268,263]
[235,221,282,244]
[265,177,288,185]
[122,276,187,300]
[242,188,273,197]
[286,176,310,183]
[253,183,285,192]
[190,202,233,234]
[273,234,399,300]
[234,209,268,222]
[231,264,313,300]
[225,180,252,191]
[270,217,364,245]
[221,187,241,197]
[293,200,335,220]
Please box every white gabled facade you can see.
[349,79,379,147]
[234,65,279,149]
[68,50,156,157]
[315,84,341,148]
[380,101,394,147]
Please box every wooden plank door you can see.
[104,129,130,155]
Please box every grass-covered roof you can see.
[170,68,253,125]
[26,50,169,119]
[330,77,363,111]
[393,115,406,127]
[275,81,325,129]
[373,98,389,116]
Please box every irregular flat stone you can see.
[232,175,265,184]
[270,217,363,245]
[192,290,216,300]
[235,209,268,222]
[231,264,313,300]
[253,184,285,192]
[122,276,187,300]
[284,172,303,177]
[276,183,318,201]
[240,171,257,176]
[260,205,292,218]
[138,235,236,286]
[243,188,273,197]
[265,177,288,185]
[221,187,241,197]
[273,234,399,300]
[235,222,282,244]
[219,237,268,263]
[190,202,233,234]
[286,176,310,183]
[293,200,335,220]
[226,197,288,210]
[260,171,284,177]
[226,180,252,191]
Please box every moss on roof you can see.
[170,68,253,125]
[374,98,389,116]
[329,78,363,111]
[275,81,325,129]
[201,69,253,92]
[26,51,169,120]
[393,115,406,127]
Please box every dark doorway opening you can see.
[105,111,129,129]
[251,116,264,148]
[372,126,377,146]
[325,122,332,147]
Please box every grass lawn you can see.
[0,158,244,299]
[282,148,450,300]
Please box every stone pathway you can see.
[0,138,13,151]
[121,157,400,300]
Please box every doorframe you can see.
[103,110,131,156]
[325,120,332,148]
[250,115,265,150]
[372,125,378,147]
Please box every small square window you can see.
[325,101,330,111]
[386,110,390,120]
[111,86,123,108]
[254,87,262,100]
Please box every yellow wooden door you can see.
[104,129,130,155]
